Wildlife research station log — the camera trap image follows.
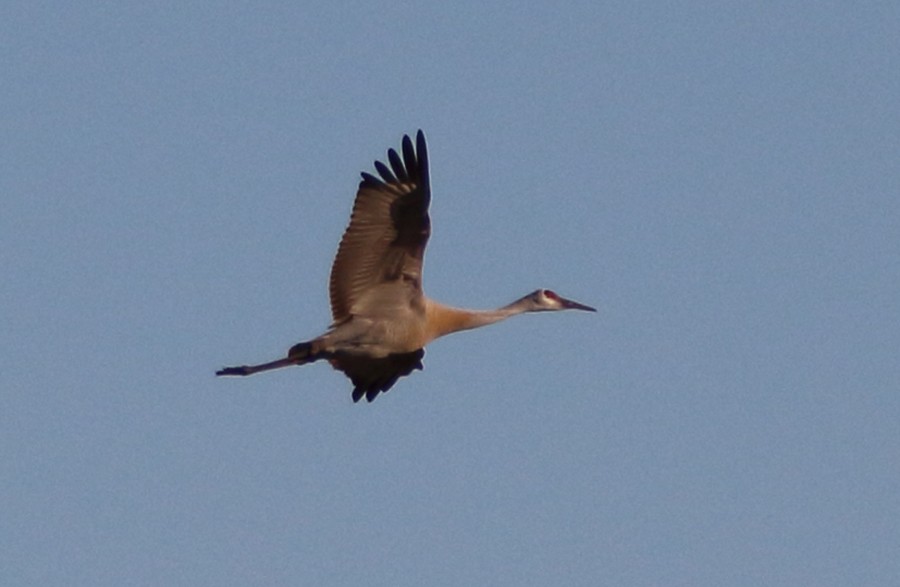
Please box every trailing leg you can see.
[216,357,296,376]
[216,340,324,377]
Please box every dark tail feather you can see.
[336,349,425,403]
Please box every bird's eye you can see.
[543,289,560,301]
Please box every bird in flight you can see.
[217,131,595,402]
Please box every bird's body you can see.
[217,131,595,402]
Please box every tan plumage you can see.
[217,131,595,402]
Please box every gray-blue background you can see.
[3,2,898,585]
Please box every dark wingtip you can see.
[414,130,428,186]
[361,131,429,190]
[374,160,396,184]
[360,171,381,187]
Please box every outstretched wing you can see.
[329,131,431,323]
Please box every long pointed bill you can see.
[560,297,597,312]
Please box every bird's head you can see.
[520,289,597,313]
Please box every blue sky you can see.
[3,2,899,585]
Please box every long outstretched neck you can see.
[425,297,531,341]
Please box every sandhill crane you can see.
[217,131,595,402]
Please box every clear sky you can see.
[3,2,898,585]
